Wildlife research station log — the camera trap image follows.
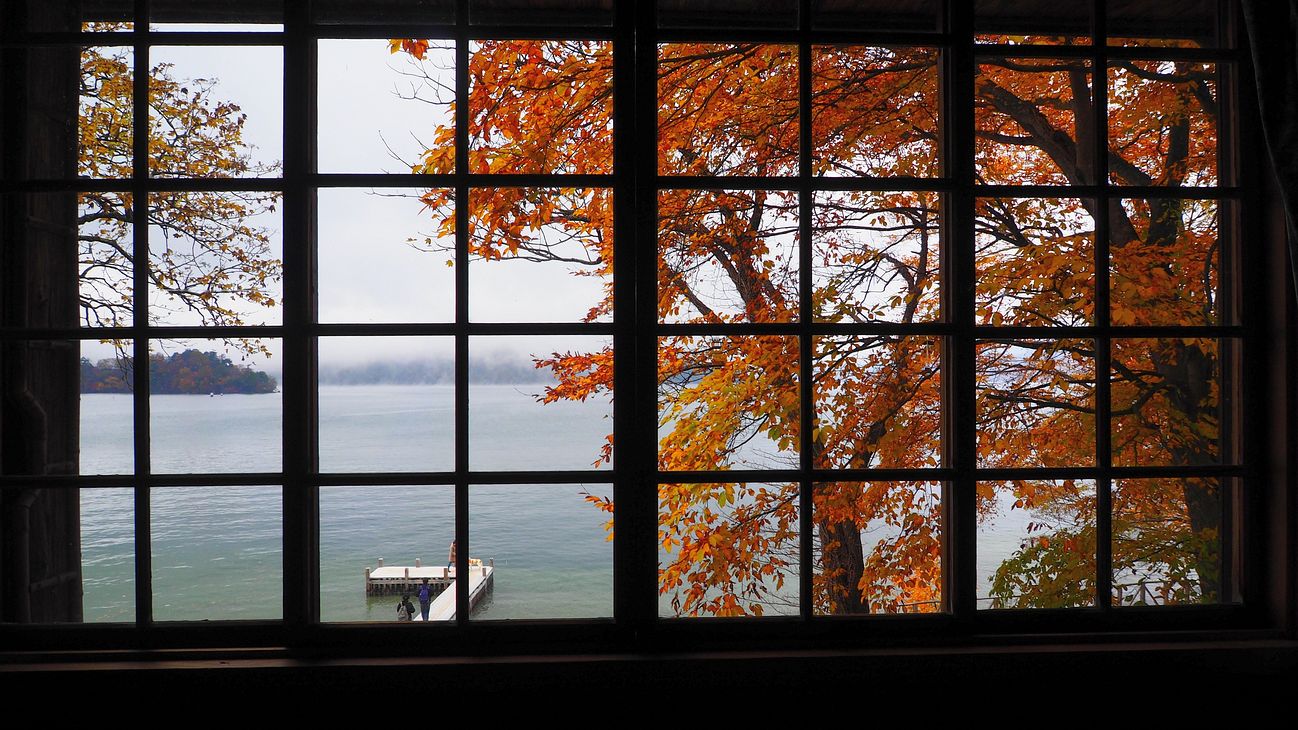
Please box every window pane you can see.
[978,479,1096,609]
[81,487,136,623]
[975,197,1095,327]
[813,190,941,323]
[659,336,800,471]
[1113,478,1223,605]
[80,340,134,475]
[660,482,799,617]
[658,44,798,176]
[147,191,283,327]
[814,0,940,32]
[1108,61,1220,187]
[318,337,454,473]
[469,484,613,620]
[1111,198,1223,326]
[659,0,798,28]
[80,46,133,179]
[812,46,940,178]
[813,481,943,615]
[975,0,1090,45]
[149,338,281,474]
[469,335,613,471]
[1107,0,1220,48]
[1111,338,1225,467]
[975,57,1093,185]
[148,46,282,178]
[318,39,455,174]
[659,189,799,324]
[469,188,612,323]
[79,191,135,328]
[318,187,455,324]
[813,336,942,469]
[468,41,611,175]
[151,485,282,621]
[320,485,454,623]
[976,339,1096,468]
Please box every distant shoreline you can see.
[317,359,554,386]
[81,349,277,395]
[80,381,560,393]
[81,355,558,393]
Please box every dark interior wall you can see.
[0,0,84,623]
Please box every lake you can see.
[77,384,1040,623]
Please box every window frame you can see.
[0,0,1287,655]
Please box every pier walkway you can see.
[427,565,493,621]
[365,558,495,620]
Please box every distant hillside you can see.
[81,350,278,394]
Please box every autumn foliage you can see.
[388,37,1226,615]
[78,40,281,344]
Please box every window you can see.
[0,0,1285,655]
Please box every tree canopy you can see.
[392,37,1225,615]
[78,41,281,353]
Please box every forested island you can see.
[81,349,278,394]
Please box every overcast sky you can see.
[85,33,607,368]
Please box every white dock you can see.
[365,558,495,620]
[427,565,494,621]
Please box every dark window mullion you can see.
[610,0,641,630]
[655,27,948,47]
[453,0,471,626]
[314,173,613,188]
[131,0,153,637]
[129,31,285,46]
[946,0,979,622]
[1092,0,1115,613]
[1219,4,1242,604]
[657,175,949,192]
[19,0,1252,646]
[1223,2,1250,606]
[797,0,814,621]
[633,0,661,633]
[281,0,317,633]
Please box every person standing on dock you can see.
[397,594,415,622]
[417,578,432,621]
[447,539,457,576]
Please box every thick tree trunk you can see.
[1181,479,1222,600]
[819,519,867,614]
[1157,341,1223,602]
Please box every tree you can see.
[391,37,1224,614]
[78,41,281,352]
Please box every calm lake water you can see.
[78,385,1036,623]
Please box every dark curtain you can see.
[1242,0,1298,302]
